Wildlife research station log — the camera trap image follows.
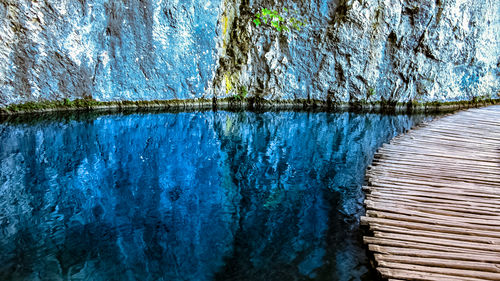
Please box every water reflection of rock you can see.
[0,111,430,280]
[211,112,426,280]
[0,113,238,281]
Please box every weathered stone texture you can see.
[0,0,498,105]
[0,0,220,105]
[218,0,499,102]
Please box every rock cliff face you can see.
[0,0,220,105]
[0,0,498,106]
[217,0,499,102]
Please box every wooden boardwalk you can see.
[361,105,500,281]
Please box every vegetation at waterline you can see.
[5,98,100,112]
[367,87,376,100]
[231,86,248,101]
[1,96,499,115]
[1,97,213,114]
[253,7,307,33]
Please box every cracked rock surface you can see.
[0,0,220,105]
[0,0,498,105]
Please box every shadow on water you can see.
[0,110,436,281]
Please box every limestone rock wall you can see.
[0,0,498,106]
[0,0,220,105]
[217,0,499,102]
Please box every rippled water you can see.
[0,110,433,281]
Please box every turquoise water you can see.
[0,110,432,281]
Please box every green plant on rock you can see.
[232,86,248,101]
[367,87,375,100]
[253,7,307,33]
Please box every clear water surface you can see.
[0,110,433,281]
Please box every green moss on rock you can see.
[1,97,498,116]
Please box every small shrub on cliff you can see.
[253,8,307,33]
[367,87,375,100]
[232,86,248,101]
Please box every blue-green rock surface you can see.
[0,0,498,104]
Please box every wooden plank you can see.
[367,183,500,202]
[431,123,500,132]
[365,211,500,231]
[368,177,500,194]
[364,198,500,216]
[381,144,500,156]
[374,149,500,164]
[370,160,500,175]
[365,200,500,222]
[370,169,500,184]
[363,105,500,280]
[386,135,500,147]
[366,193,500,212]
[370,163,500,177]
[377,267,487,281]
[429,126,500,134]
[377,262,500,280]
[366,191,500,209]
[425,128,500,141]
[373,154,500,168]
[363,237,500,255]
[366,209,500,229]
[367,191,500,209]
[374,254,500,273]
[369,177,500,195]
[368,245,500,264]
[372,165,500,179]
[370,173,500,186]
[365,183,500,200]
[361,217,500,238]
[371,231,500,252]
[418,121,500,132]
[395,133,500,145]
[424,128,500,139]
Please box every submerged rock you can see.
[0,0,498,106]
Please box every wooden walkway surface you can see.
[361,105,500,281]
